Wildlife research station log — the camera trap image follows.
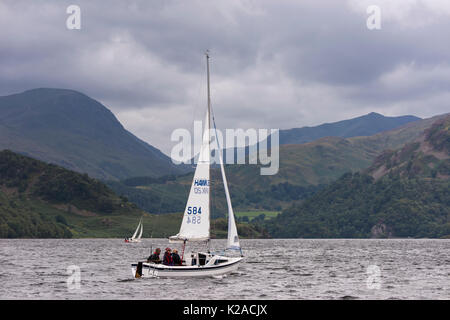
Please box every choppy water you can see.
[0,239,448,299]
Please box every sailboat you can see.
[125,217,143,243]
[131,52,243,278]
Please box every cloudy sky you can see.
[1,0,449,154]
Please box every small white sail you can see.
[130,218,143,240]
[170,112,211,243]
[136,220,143,240]
[131,218,142,240]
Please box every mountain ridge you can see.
[107,113,449,216]
[0,88,187,180]
[279,112,421,145]
[221,111,422,166]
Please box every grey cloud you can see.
[0,0,449,154]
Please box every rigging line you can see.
[211,152,217,243]
[210,104,221,241]
[210,103,226,237]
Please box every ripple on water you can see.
[0,239,448,299]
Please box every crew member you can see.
[172,249,182,266]
[162,247,174,266]
[147,248,161,263]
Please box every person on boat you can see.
[147,248,161,263]
[171,249,182,266]
[162,247,174,266]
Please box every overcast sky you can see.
[1,0,449,155]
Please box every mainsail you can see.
[171,52,212,243]
[170,111,211,242]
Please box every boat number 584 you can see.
[187,206,202,224]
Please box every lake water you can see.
[0,239,448,300]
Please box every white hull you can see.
[125,239,141,243]
[132,255,242,278]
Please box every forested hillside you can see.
[267,116,450,238]
[0,150,267,238]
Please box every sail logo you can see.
[171,122,279,175]
[194,179,209,186]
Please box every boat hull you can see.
[131,257,242,278]
[125,239,141,243]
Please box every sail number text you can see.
[194,187,209,194]
[186,206,202,224]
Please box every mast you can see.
[206,50,211,250]
[169,52,213,244]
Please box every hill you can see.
[279,112,421,145]
[366,115,450,180]
[224,113,443,189]
[0,88,187,180]
[0,150,264,238]
[221,112,421,164]
[266,116,450,238]
[0,149,145,237]
[107,114,447,215]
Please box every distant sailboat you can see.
[125,218,143,243]
[131,52,243,278]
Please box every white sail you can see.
[221,157,240,250]
[170,112,210,242]
[136,220,143,240]
[131,218,142,240]
[212,117,240,250]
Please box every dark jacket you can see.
[163,252,173,266]
[172,252,182,266]
[147,252,161,263]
